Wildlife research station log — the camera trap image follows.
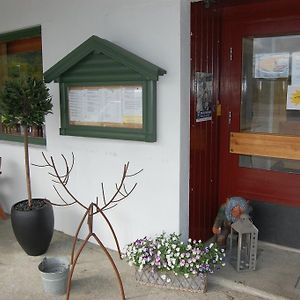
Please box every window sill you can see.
[0,134,46,145]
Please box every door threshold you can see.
[258,240,300,254]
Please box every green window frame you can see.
[0,26,46,145]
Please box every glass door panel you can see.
[240,35,300,174]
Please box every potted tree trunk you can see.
[0,77,54,256]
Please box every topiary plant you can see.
[0,77,53,208]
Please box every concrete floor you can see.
[0,218,299,300]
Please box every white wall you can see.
[0,0,190,250]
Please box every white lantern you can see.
[229,214,258,272]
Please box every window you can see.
[240,35,300,173]
[0,26,45,145]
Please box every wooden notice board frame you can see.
[44,35,166,142]
[59,80,158,142]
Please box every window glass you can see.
[0,28,44,141]
[240,35,300,174]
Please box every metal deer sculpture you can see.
[0,157,7,220]
[34,152,142,300]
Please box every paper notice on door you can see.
[195,72,212,122]
[286,85,300,110]
[292,52,300,85]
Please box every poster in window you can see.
[195,72,212,122]
[254,52,289,79]
[286,85,300,110]
[292,52,300,85]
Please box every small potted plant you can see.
[123,232,225,293]
[0,77,54,256]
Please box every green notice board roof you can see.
[44,35,166,82]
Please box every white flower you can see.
[123,233,225,275]
[161,274,167,280]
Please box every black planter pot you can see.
[11,199,54,256]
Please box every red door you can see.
[219,0,300,207]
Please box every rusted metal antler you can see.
[100,162,142,211]
[33,152,87,209]
[0,157,7,220]
[34,153,142,300]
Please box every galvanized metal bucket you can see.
[38,257,70,296]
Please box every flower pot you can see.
[135,267,207,293]
[38,257,70,296]
[11,199,54,256]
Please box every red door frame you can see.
[219,0,300,207]
[190,0,300,242]
[189,2,220,241]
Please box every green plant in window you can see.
[0,77,53,207]
[7,52,42,80]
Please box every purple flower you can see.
[124,232,226,276]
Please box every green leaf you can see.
[0,76,53,126]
